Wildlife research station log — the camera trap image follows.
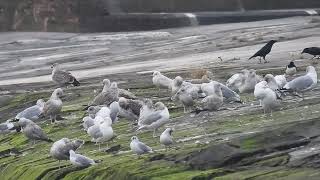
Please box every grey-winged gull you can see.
[15,99,45,121]
[201,81,242,103]
[130,136,153,156]
[50,138,84,165]
[109,101,120,123]
[69,150,96,167]
[137,102,170,137]
[171,87,194,113]
[87,117,114,150]
[51,63,80,87]
[82,106,99,131]
[43,88,63,123]
[160,128,174,150]
[0,121,20,134]
[18,118,53,143]
[282,66,317,97]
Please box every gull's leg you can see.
[183,105,186,113]
[259,100,262,106]
[153,129,157,138]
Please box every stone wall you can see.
[0,0,319,32]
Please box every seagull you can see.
[239,70,260,93]
[0,121,20,134]
[282,66,317,98]
[171,87,194,113]
[88,80,119,107]
[118,97,142,122]
[254,81,279,114]
[198,82,223,112]
[87,117,114,150]
[138,99,155,125]
[82,106,99,131]
[201,81,242,103]
[137,102,170,137]
[226,69,249,92]
[264,74,279,91]
[50,138,84,166]
[43,88,64,123]
[18,118,53,144]
[15,99,45,121]
[285,61,297,76]
[160,128,174,150]
[171,76,184,95]
[109,101,120,123]
[130,136,153,156]
[51,63,80,87]
[69,150,96,167]
[274,75,287,89]
[152,71,173,93]
[249,40,277,63]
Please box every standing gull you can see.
[137,102,170,137]
[18,118,53,144]
[282,66,317,97]
[43,88,63,123]
[171,87,194,113]
[87,117,114,150]
[89,82,119,107]
[15,99,45,121]
[138,99,154,126]
[130,136,153,156]
[69,150,96,167]
[51,63,80,87]
[50,138,84,165]
[160,128,174,150]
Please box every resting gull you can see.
[50,138,84,165]
[69,150,96,167]
[18,118,53,144]
[51,63,80,87]
[130,136,153,156]
[15,99,45,121]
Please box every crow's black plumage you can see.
[302,47,320,59]
[249,40,277,63]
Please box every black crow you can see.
[249,40,277,63]
[302,47,320,59]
